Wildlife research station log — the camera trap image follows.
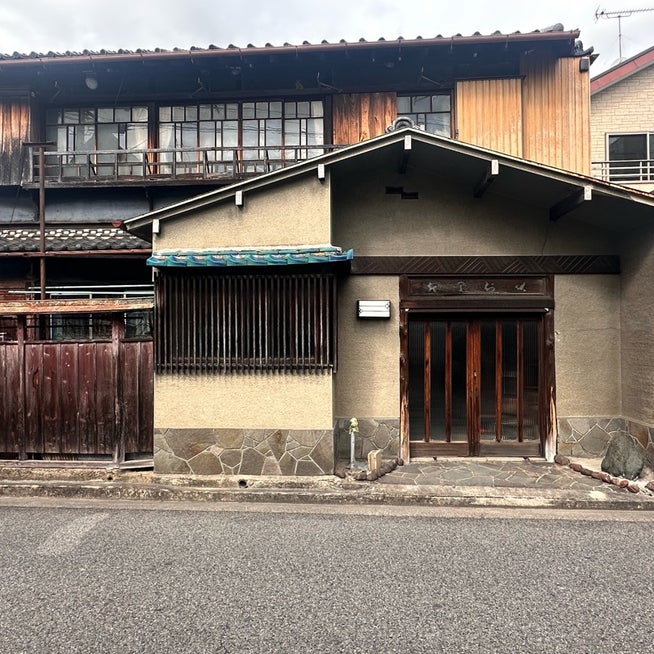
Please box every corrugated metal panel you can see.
[521,55,590,174]
[455,79,523,156]
[333,93,396,144]
[0,97,30,185]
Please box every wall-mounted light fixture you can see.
[84,73,98,90]
[357,300,391,319]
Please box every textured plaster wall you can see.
[155,174,331,250]
[331,168,616,255]
[334,275,400,418]
[554,275,622,417]
[591,65,654,192]
[154,374,334,430]
[620,225,654,423]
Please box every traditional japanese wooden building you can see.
[126,128,654,474]
[4,24,633,469]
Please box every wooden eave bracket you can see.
[399,135,412,174]
[473,159,499,198]
[550,186,592,222]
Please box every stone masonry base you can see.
[558,416,654,467]
[334,417,400,463]
[155,428,334,475]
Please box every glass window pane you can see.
[397,96,411,113]
[255,102,269,118]
[97,108,114,123]
[412,95,431,112]
[159,106,171,122]
[185,105,197,122]
[97,123,119,150]
[75,125,95,150]
[159,124,174,149]
[306,118,323,145]
[297,101,310,118]
[199,122,216,147]
[223,120,238,147]
[425,113,451,137]
[63,109,80,124]
[199,104,212,120]
[242,120,259,147]
[226,104,239,120]
[285,119,300,145]
[269,102,282,118]
[132,107,148,122]
[432,95,451,111]
[265,119,282,146]
[172,106,185,122]
[80,109,96,124]
[213,104,225,120]
[609,134,647,160]
[126,124,147,150]
[311,100,324,117]
[284,102,296,118]
[242,103,255,119]
[114,107,130,123]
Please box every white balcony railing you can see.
[591,159,654,183]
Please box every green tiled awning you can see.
[148,245,354,267]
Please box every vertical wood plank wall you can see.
[455,78,523,157]
[332,92,397,144]
[0,97,31,185]
[521,55,591,175]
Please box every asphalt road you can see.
[0,500,652,654]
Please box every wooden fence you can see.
[0,312,153,462]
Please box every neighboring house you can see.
[0,25,605,466]
[591,46,654,191]
[126,128,654,476]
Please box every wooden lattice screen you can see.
[156,272,337,373]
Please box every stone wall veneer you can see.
[334,417,400,462]
[155,428,334,475]
[558,416,654,468]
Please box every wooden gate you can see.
[0,300,153,463]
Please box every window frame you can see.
[397,93,452,137]
[606,131,654,182]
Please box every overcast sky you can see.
[1,1,653,75]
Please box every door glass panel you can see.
[408,321,425,441]
[480,321,497,441]
[450,322,467,440]
[522,320,540,441]
[429,322,446,439]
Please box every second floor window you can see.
[607,133,654,182]
[158,100,324,174]
[397,94,451,137]
[45,106,148,176]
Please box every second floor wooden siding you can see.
[332,93,397,144]
[455,56,590,175]
[0,96,30,186]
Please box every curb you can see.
[1,478,654,511]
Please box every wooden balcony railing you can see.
[28,145,341,186]
[591,159,654,184]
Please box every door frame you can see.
[399,275,556,461]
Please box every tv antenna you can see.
[595,7,654,60]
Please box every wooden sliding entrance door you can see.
[407,316,543,457]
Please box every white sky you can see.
[1,0,653,75]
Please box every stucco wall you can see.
[591,65,654,191]
[155,374,333,430]
[554,275,622,417]
[332,168,616,256]
[620,224,654,423]
[155,174,331,250]
[335,275,400,418]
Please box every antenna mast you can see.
[595,7,654,60]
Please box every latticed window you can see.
[156,272,336,373]
[397,94,451,136]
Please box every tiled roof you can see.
[591,45,654,94]
[0,226,151,253]
[148,246,353,267]
[0,25,580,62]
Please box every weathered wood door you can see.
[408,316,543,457]
[0,313,153,462]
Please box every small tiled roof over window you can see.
[0,226,151,253]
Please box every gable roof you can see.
[124,127,654,240]
[591,45,654,94]
[0,26,581,65]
